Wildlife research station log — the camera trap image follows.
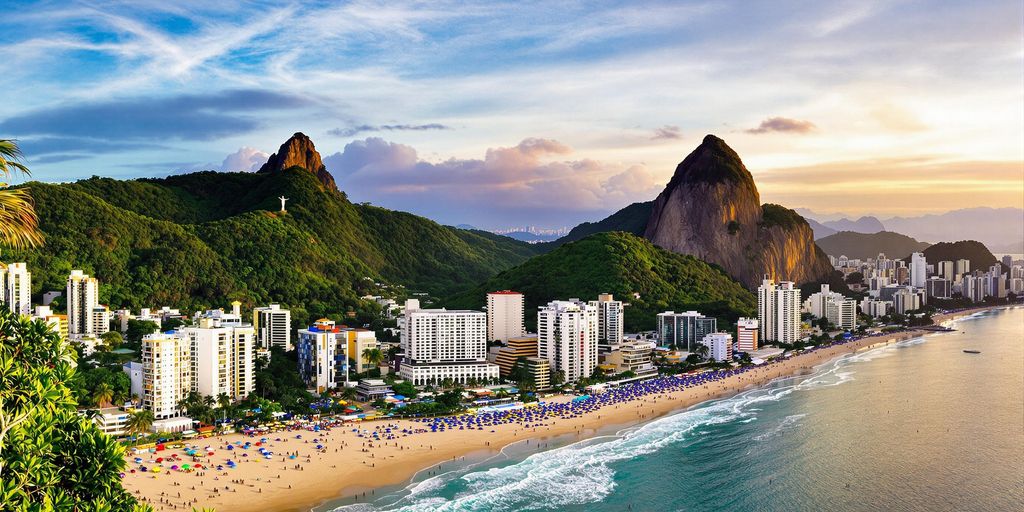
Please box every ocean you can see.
[328,307,1024,512]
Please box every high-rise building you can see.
[736,317,759,352]
[700,332,733,362]
[141,332,191,419]
[825,298,857,331]
[486,291,525,343]
[180,316,255,401]
[537,299,598,383]
[494,335,539,378]
[758,278,801,344]
[297,319,346,393]
[656,311,717,351]
[0,262,31,316]
[910,252,927,288]
[1002,255,1013,268]
[1011,265,1024,280]
[860,298,891,318]
[937,261,956,282]
[67,270,103,336]
[253,303,292,351]
[955,259,971,281]
[925,277,952,299]
[590,293,624,349]
[399,300,499,385]
[893,288,923,314]
[524,357,551,390]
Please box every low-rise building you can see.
[701,332,733,362]
[494,335,539,377]
[92,407,130,437]
[602,340,656,376]
[355,379,393,401]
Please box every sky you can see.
[1,0,1021,230]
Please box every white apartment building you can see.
[180,317,255,402]
[399,299,499,385]
[67,270,104,336]
[893,288,922,314]
[0,262,31,315]
[825,298,857,331]
[92,407,131,437]
[701,332,733,362]
[115,307,163,332]
[758,278,801,344]
[860,298,892,318]
[254,303,292,351]
[342,327,379,374]
[910,252,927,288]
[537,299,598,383]
[486,291,525,343]
[297,319,344,393]
[590,293,624,347]
[603,339,656,376]
[736,317,759,352]
[937,261,956,282]
[955,259,971,281]
[141,332,191,419]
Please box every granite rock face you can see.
[257,132,337,190]
[643,134,832,289]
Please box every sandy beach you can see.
[123,306,1003,512]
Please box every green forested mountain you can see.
[539,201,652,250]
[816,231,931,260]
[8,168,539,325]
[906,240,1000,270]
[446,231,756,332]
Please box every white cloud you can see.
[220,146,269,172]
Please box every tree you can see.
[0,139,43,249]
[694,344,710,361]
[551,370,566,387]
[362,347,385,368]
[126,409,154,446]
[100,331,124,351]
[0,310,143,509]
[93,382,115,408]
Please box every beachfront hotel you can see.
[656,310,717,352]
[254,303,292,351]
[590,293,624,350]
[297,319,348,393]
[486,290,526,343]
[700,332,733,362]
[537,299,599,383]
[757,277,801,344]
[0,262,31,315]
[736,317,758,352]
[141,332,192,419]
[494,335,539,377]
[399,299,500,385]
[179,313,256,402]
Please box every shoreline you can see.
[123,305,1008,512]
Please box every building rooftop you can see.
[488,290,522,295]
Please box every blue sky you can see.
[1,0,1021,229]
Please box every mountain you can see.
[9,137,539,325]
[906,240,1000,270]
[806,218,837,239]
[821,216,885,234]
[499,231,562,243]
[446,232,756,332]
[542,201,653,249]
[816,231,930,260]
[881,207,1024,248]
[643,135,833,289]
[257,132,337,190]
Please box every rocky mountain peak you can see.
[257,132,337,190]
[644,134,832,288]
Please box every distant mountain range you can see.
[798,207,1023,247]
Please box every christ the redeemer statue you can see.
[279,196,288,212]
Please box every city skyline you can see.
[1,1,1021,229]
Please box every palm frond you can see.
[0,188,43,249]
[0,139,31,178]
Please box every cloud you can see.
[220,146,270,172]
[651,125,683,140]
[17,136,165,157]
[322,137,661,226]
[328,123,452,137]
[745,117,817,134]
[0,89,311,142]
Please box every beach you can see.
[123,306,1003,512]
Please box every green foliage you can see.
[0,309,141,510]
[759,204,805,230]
[910,240,1000,270]
[253,346,314,413]
[391,381,418,398]
[446,232,756,331]
[540,201,652,250]
[9,169,538,326]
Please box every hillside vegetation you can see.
[8,169,538,325]
[816,231,931,260]
[446,231,756,332]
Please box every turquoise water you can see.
[332,308,1024,512]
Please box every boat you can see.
[963,350,981,354]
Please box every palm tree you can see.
[0,139,43,249]
[111,389,127,408]
[695,344,710,361]
[362,347,386,369]
[92,382,114,408]
[217,393,231,422]
[126,409,155,445]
